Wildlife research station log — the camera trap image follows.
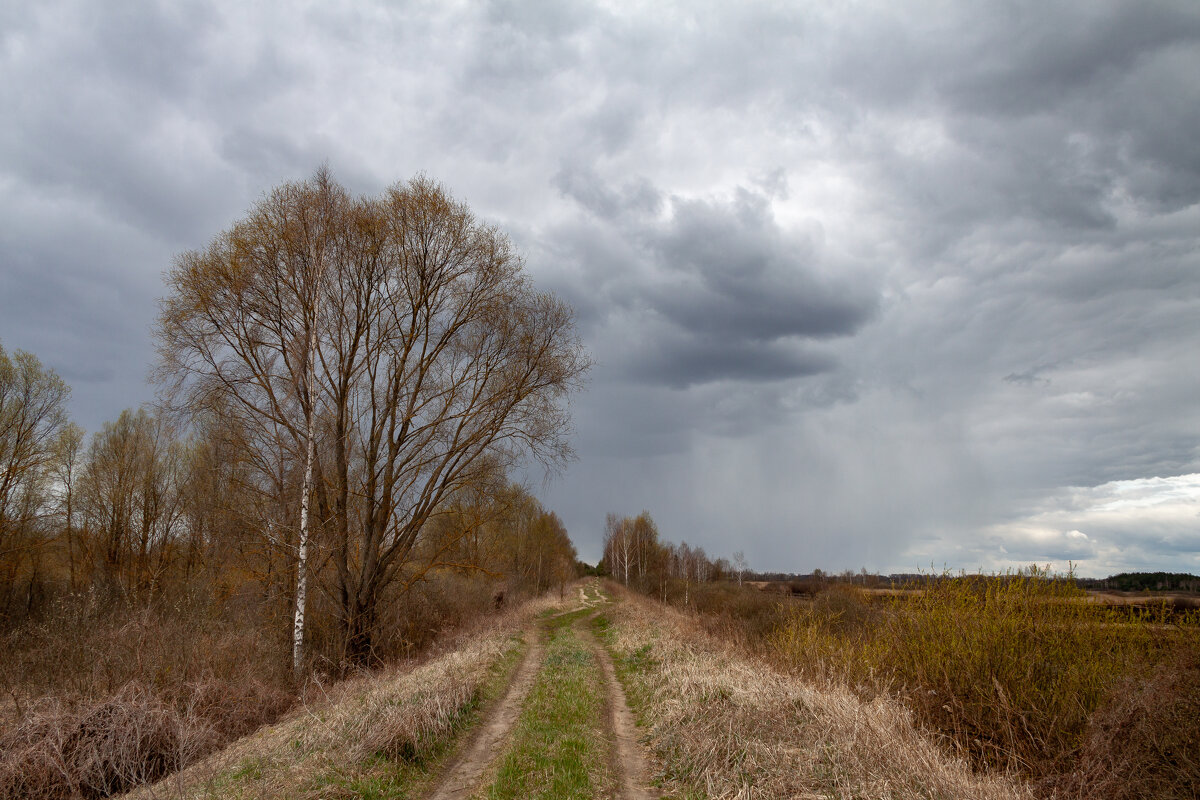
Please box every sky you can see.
[2,0,1198,577]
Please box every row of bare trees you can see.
[600,511,747,604]
[0,343,73,614]
[0,351,225,617]
[1,169,589,674]
[428,484,578,597]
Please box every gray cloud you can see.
[625,334,835,389]
[550,170,878,390]
[644,190,872,340]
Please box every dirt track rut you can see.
[582,611,655,800]
[424,632,546,800]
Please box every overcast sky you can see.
[3,0,1198,576]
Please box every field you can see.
[101,581,1038,799]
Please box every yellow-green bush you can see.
[772,568,1198,777]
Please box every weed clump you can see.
[601,586,1026,800]
[1051,651,1200,800]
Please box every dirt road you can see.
[582,610,654,800]
[424,581,656,799]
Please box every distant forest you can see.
[1075,572,1200,592]
[748,570,1200,593]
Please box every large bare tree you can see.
[157,171,588,667]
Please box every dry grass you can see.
[0,592,294,800]
[0,573,530,799]
[121,592,570,800]
[0,680,294,800]
[1049,650,1200,800]
[0,590,292,714]
[600,585,1029,800]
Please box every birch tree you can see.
[157,169,342,676]
[157,171,588,667]
[733,550,748,587]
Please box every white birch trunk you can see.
[293,321,317,680]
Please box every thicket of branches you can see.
[156,170,588,669]
[2,171,586,665]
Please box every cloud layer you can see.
[2,0,1198,575]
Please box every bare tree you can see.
[0,342,71,615]
[604,513,634,586]
[52,423,85,591]
[79,409,186,602]
[157,171,588,667]
[733,550,748,588]
[677,541,693,606]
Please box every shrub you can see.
[0,679,291,799]
[669,581,792,645]
[0,591,293,799]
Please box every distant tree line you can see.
[1076,572,1200,592]
[599,511,755,604]
[0,338,580,661]
[751,568,1200,594]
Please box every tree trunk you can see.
[344,596,378,668]
[293,322,318,681]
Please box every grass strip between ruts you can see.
[479,610,608,800]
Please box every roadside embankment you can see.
[596,584,1031,800]
[120,593,569,800]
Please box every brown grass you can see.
[0,680,293,800]
[0,590,291,711]
[601,584,1030,800]
[0,573,535,799]
[1049,650,1200,800]
[0,591,293,800]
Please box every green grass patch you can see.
[307,761,411,799]
[481,623,607,799]
[229,756,267,782]
[590,613,660,741]
[545,606,597,630]
[303,638,528,799]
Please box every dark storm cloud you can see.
[626,335,835,389]
[643,191,875,342]
[550,167,877,389]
